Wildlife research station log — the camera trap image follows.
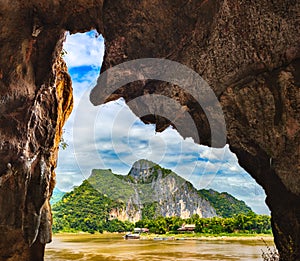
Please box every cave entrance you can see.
[49,29,271,249]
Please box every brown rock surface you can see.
[0,0,299,260]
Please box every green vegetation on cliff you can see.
[52,180,133,233]
[88,169,135,202]
[198,189,251,217]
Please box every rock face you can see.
[127,160,217,219]
[0,1,299,260]
[90,160,217,222]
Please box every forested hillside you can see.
[52,160,263,234]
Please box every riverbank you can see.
[141,233,274,242]
[53,231,274,242]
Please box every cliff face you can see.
[89,161,217,222]
[127,160,217,219]
[0,1,299,260]
[0,1,94,259]
[0,50,73,260]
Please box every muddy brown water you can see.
[45,234,274,261]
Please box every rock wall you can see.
[0,2,76,260]
[127,160,217,219]
[126,160,217,221]
[0,0,299,260]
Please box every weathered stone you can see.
[0,0,299,260]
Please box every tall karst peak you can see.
[128,159,171,183]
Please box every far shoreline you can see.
[52,232,274,242]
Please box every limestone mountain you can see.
[53,159,252,229]
[89,159,217,222]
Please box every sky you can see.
[56,30,270,214]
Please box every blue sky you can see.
[56,30,270,214]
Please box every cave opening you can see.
[0,2,298,260]
[48,30,271,257]
[54,30,270,215]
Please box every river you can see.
[45,234,274,261]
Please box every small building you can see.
[177,224,196,232]
[134,227,149,233]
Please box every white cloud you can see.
[63,31,104,68]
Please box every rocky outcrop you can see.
[109,207,141,223]
[94,160,217,222]
[0,3,74,259]
[0,0,299,260]
[128,160,217,219]
[0,51,73,260]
